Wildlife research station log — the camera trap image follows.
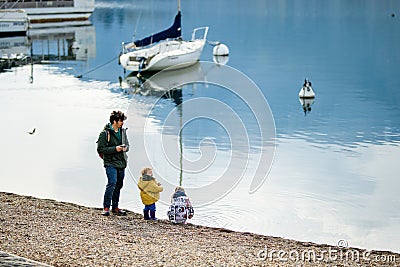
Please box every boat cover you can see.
[134,11,182,47]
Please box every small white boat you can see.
[0,9,29,37]
[119,7,209,73]
[1,0,94,23]
[299,79,315,99]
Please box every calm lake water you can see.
[1,0,400,253]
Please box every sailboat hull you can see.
[120,38,206,72]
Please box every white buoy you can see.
[213,43,229,56]
[299,85,315,98]
[299,79,315,99]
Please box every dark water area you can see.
[1,0,399,253]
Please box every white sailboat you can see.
[119,1,208,73]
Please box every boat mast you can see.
[178,0,181,12]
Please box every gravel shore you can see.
[0,192,399,267]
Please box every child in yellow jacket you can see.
[138,167,163,220]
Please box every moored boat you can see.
[119,1,209,74]
[0,0,94,23]
[0,9,28,37]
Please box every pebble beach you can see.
[0,192,399,267]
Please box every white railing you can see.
[192,27,209,41]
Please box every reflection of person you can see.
[167,186,194,224]
[138,167,163,220]
[97,111,129,216]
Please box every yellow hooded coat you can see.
[138,175,163,205]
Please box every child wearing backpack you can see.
[137,167,163,220]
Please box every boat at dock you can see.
[0,0,95,23]
[0,9,29,37]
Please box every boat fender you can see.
[213,43,229,56]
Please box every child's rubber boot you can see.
[150,210,157,220]
[143,210,150,220]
